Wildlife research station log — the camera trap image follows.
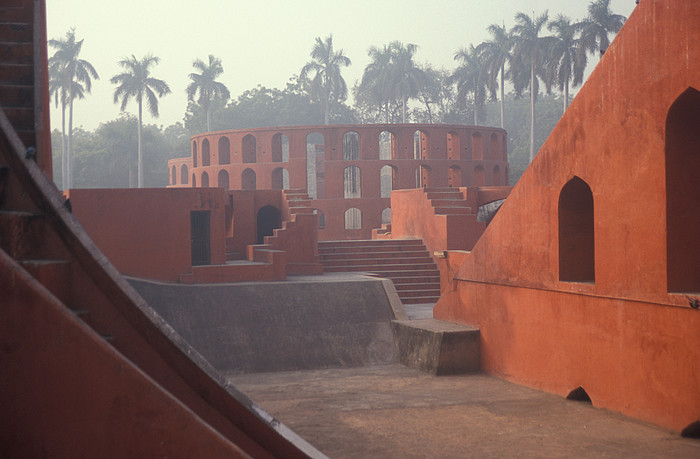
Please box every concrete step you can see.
[366,269,440,279]
[289,206,313,214]
[322,256,434,267]
[323,262,438,273]
[0,210,45,259]
[391,318,480,375]
[19,259,72,305]
[0,42,33,65]
[0,63,32,85]
[319,239,423,249]
[320,250,430,261]
[429,198,469,207]
[0,83,33,107]
[319,244,429,255]
[401,296,441,304]
[393,282,440,291]
[433,206,472,215]
[397,288,441,298]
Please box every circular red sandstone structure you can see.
[168,124,508,240]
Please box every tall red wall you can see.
[434,0,700,432]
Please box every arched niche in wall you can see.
[343,131,360,160]
[493,165,501,186]
[201,171,209,187]
[490,133,499,160]
[380,165,396,198]
[192,174,196,187]
[171,166,176,185]
[666,87,700,293]
[192,140,198,167]
[306,132,324,199]
[381,207,391,225]
[257,205,281,244]
[241,168,256,190]
[414,130,428,160]
[272,133,289,163]
[242,134,256,164]
[474,164,485,187]
[217,170,229,189]
[344,207,362,230]
[344,165,361,198]
[379,131,396,160]
[314,209,326,228]
[471,132,483,161]
[181,164,189,184]
[271,167,289,190]
[218,136,231,165]
[202,139,211,166]
[448,165,462,188]
[558,176,595,283]
[415,164,431,188]
[447,131,460,160]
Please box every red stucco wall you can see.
[434,0,700,432]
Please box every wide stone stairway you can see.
[318,239,440,304]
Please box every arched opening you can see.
[344,207,362,230]
[474,165,485,187]
[257,205,281,244]
[447,131,460,160]
[242,134,256,164]
[218,136,230,165]
[448,165,462,188]
[192,140,198,168]
[343,131,360,160]
[416,165,431,188]
[566,386,592,404]
[201,171,209,188]
[171,165,176,184]
[271,167,289,190]
[242,168,256,190]
[559,177,595,283]
[471,132,483,161]
[202,139,210,166]
[380,165,396,198]
[381,207,391,225]
[493,165,501,186]
[379,130,396,160]
[344,166,361,198]
[217,170,229,189]
[271,133,289,163]
[192,174,196,187]
[414,130,428,159]
[181,164,189,184]
[666,87,700,293]
[490,133,499,160]
[314,209,326,229]
[306,132,324,199]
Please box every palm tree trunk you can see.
[60,103,67,190]
[324,86,330,125]
[499,65,505,129]
[473,77,478,125]
[137,101,143,188]
[206,104,211,132]
[529,58,535,163]
[564,82,569,114]
[68,98,74,189]
[401,93,406,123]
[384,100,389,124]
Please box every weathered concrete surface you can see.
[230,365,700,458]
[391,318,480,375]
[129,273,399,374]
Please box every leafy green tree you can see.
[110,54,171,188]
[546,15,587,113]
[579,0,626,56]
[452,44,488,125]
[511,11,552,162]
[358,44,394,123]
[477,24,514,129]
[48,28,99,190]
[186,55,230,133]
[388,41,426,123]
[300,35,351,125]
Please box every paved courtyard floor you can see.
[230,365,700,458]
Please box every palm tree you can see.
[511,11,551,162]
[300,35,351,125]
[546,15,588,114]
[452,44,488,125]
[186,55,230,132]
[579,0,626,56]
[48,28,99,190]
[388,41,426,123]
[110,54,171,188]
[359,44,393,123]
[477,24,514,129]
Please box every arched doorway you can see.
[257,205,282,244]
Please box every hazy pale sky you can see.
[46,0,636,131]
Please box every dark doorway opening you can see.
[190,211,211,266]
[257,205,281,244]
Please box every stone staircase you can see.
[319,239,440,304]
[424,187,473,216]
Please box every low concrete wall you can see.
[130,276,400,374]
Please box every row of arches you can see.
[311,207,391,230]
[180,168,290,190]
[192,133,289,167]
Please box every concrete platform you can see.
[229,364,700,458]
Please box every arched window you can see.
[381,208,391,225]
[242,134,256,164]
[414,130,428,159]
[493,165,501,186]
[379,131,395,160]
[343,131,360,160]
[489,133,499,160]
[344,166,361,198]
[448,165,462,188]
[559,177,595,283]
[272,133,288,163]
[192,174,197,187]
[181,164,189,184]
[447,131,460,160]
[380,165,395,198]
[218,137,230,165]
[416,165,431,188]
[314,209,326,229]
[171,166,176,184]
[218,170,229,189]
[271,168,289,190]
[666,87,700,292]
[192,140,198,167]
[471,132,483,161]
[306,132,324,199]
[474,165,485,187]
[201,171,209,187]
[344,208,362,230]
[202,139,210,166]
[242,168,256,190]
